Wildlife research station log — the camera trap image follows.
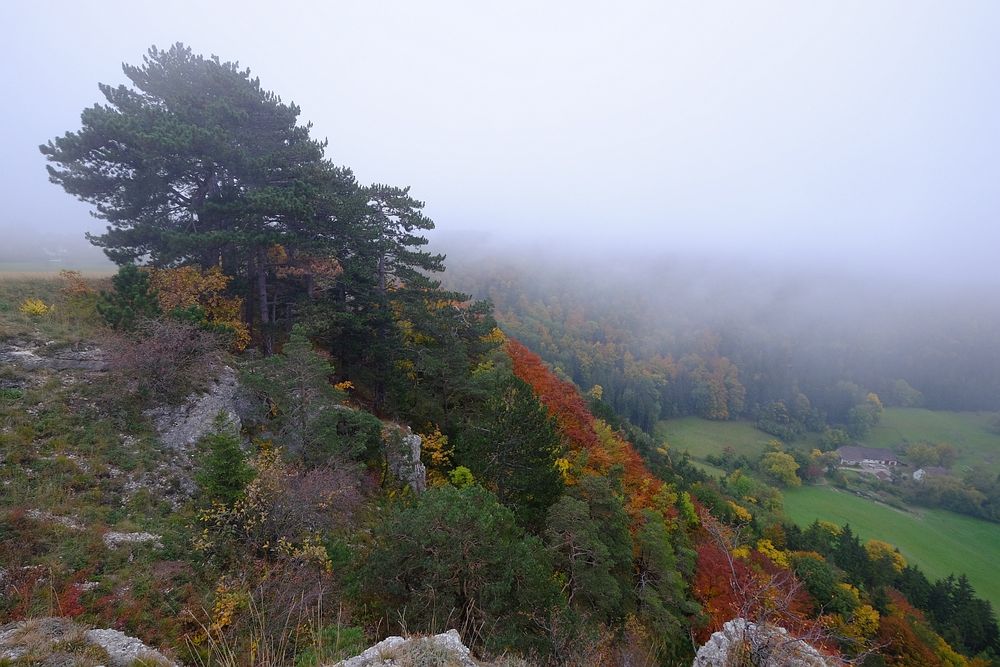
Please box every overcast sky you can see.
[2,1,999,282]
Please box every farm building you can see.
[836,445,900,467]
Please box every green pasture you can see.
[870,408,1000,473]
[656,416,811,461]
[784,485,1000,612]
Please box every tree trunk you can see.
[257,248,273,355]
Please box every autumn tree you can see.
[760,451,802,488]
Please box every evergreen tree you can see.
[97,264,161,330]
[41,43,352,350]
[457,373,564,529]
[364,485,560,656]
[545,495,622,620]
[196,413,252,504]
[243,325,381,463]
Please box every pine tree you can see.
[196,413,252,504]
[97,264,161,330]
[457,373,564,529]
[41,43,352,351]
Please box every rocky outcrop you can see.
[693,618,836,667]
[103,530,163,550]
[382,423,427,493]
[146,365,242,452]
[0,617,177,666]
[135,366,243,503]
[0,340,107,372]
[334,629,476,667]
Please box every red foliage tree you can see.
[506,339,664,517]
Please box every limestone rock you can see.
[0,617,177,666]
[0,341,107,372]
[85,628,176,666]
[103,530,163,550]
[382,423,427,493]
[136,366,243,503]
[146,365,241,452]
[693,618,836,667]
[334,629,476,667]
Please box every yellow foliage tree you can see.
[420,427,453,487]
[149,266,250,350]
[755,538,790,568]
[865,539,907,573]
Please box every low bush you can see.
[105,318,223,406]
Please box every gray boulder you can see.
[334,629,476,667]
[693,618,836,667]
[382,423,427,493]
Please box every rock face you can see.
[693,618,836,667]
[0,617,177,666]
[135,366,243,501]
[146,365,242,451]
[334,629,476,667]
[382,423,427,493]
[0,341,108,372]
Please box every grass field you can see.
[656,416,815,461]
[658,409,1000,474]
[870,408,1000,474]
[783,485,1000,611]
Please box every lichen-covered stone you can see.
[382,423,427,493]
[334,629,476,667]
[693,618,835,667]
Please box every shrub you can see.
[197,448,363,559]
[19,298,51,316]
[105,318,223,406]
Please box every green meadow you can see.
[869,408,1000,474]
[658,408,1000,473]
[783,485,1000,612]
[656,416,814,461]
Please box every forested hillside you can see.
[2,43,998,667]
[443,250,1000,433]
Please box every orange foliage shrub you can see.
[692,514,819,646]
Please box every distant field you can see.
[870,408,1000,474]
[658,409,1000,474]
[784,485,1000,612]
[0,262,113,278]
[656,416,813,461]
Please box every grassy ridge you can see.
[783,485,1000,612]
